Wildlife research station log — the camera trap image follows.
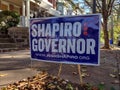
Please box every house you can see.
[0,0,60,27]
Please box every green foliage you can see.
[0,10,20,33]
[98,84,105,90]
[86,83,93,90]
[85,83,117,90]
[113,24,120,44]
[100,29,104,43]
[101,21,120,45]
[65,83,73,90]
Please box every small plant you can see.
[98,84,105,90]
[65,83,74,90]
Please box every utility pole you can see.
[92,0,96,13]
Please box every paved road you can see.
[0,49,120,90]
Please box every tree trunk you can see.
[103,18,110,49]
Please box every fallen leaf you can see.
[82,73,89,77]
[0,74,8,77]
[111,80,119,84]
[81,69,87,72]
[109,74,117,78]
[72,72,78,75]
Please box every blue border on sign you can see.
[29,14,101,66]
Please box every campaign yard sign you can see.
[30,14,101,66]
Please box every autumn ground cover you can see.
[0,72,96,90]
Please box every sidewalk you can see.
[0,50,60,88]
[0,50,38,87]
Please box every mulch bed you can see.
[1,72,97,90]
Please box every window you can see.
[0,1,9,10]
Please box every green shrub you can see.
[0,10,20,34]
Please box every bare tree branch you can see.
[101,0,106,18]
[67,0,83,13]
[96,0,102,12]
[113,6,119,11]
[96,0,102,11]
[96,5,101,13]
[84,0,92,8]
[108,0,115,16]
[108,0,112,9]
